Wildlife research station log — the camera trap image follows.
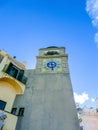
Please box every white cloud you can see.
[74,92,89,104]
[91,98,95,102]
[86,0,98,26]
[86,0,98,46]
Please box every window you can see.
[17,70,24,81]
[6,63,19,78]
[0,100,6,110]
[11,108,17,115]
[3,62,27,84]
[6,63,24,80]
[18,108,25,116]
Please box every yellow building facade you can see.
[0,50,27,130]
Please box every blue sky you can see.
[0,0,98,108]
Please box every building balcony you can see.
[0,71,26,94]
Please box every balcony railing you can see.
[1,71,27,85]
[2,63,27,85]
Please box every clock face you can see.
[42,59,62,72]
[47,61,57,70]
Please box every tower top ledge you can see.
[39,46,66,56]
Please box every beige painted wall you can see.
[0,81,16,112]
[0,110,18,130]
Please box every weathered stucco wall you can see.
[14,70,80,130]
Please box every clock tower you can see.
[14,46,80,130]
[34,46,80,130]
[36,46,69,73]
